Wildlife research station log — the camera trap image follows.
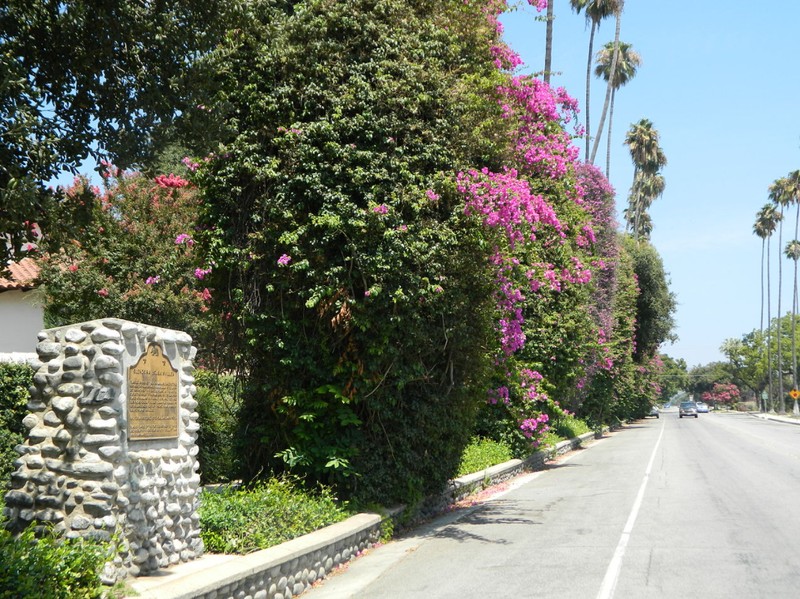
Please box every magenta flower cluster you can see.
[154,173,190,188]
[498,77,581,180]
[175,233,194,247]
[519,413,549,441]
[181,157,200,172]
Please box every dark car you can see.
[679,401,698,418]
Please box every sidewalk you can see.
[749,411,800,426]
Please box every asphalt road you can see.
[304,410,800,598]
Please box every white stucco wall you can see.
[0,290,43,353]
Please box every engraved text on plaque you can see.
[127,343,179,440]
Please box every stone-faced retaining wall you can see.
[131,513,384,599]
[3,318,203,582]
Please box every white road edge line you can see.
[596,420,665,599]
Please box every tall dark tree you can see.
[622,236,677,362]
[0,0,236,265]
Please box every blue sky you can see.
[501,1,800,368]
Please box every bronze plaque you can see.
[127,343,179,441]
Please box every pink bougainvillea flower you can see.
[145,276,160,285]
[181,156,200,172]
[96,288,109,297]
[277,254,292,266]
[372,204,389,215]
[425,189,440,202]
[194,267,212,280]
[175,233,194,246]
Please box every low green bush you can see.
[456,437,514,477]
[199,477,353,554]
[0,520,110,599]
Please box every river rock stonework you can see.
[3,318,203,582]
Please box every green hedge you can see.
[0,362,33,491]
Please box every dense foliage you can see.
[188,0,522,505]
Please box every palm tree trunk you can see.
[760,238,766,411]
[778,211,785,413]
[793,206,799,395]
[544,1,554,84]
[768,235,774,411]
[605,87,616,177]
[584,22,597,163]
[590,10,621,164]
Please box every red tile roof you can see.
[0,258,40,291]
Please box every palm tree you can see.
[782,170,800,412]
[625,171,664,240]
[594,40,641,176]
[590,0,624,164]
[570,0,621,162]
[770,177,793,412]
[754,204,783,411]
[753,204,778,412]
[785,239,800,411]
[623,119,667,240]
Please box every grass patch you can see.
[199,477,354,554]
[456,437,514,477]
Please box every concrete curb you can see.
[125,430,602,598]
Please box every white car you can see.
[696,401,709,413]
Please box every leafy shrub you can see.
[0,362,33,490]
[199,477,353,554]
[0,521,110,599]
[457,438,513,477]
[194,369,240,484]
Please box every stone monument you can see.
[2,318,204,582]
